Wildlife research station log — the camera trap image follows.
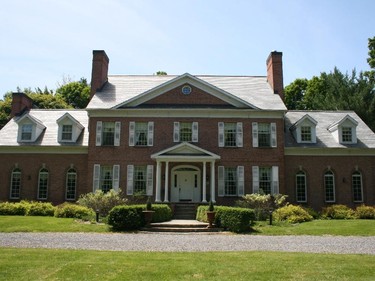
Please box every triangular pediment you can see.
[115,73,258,109]
[151,142,220,161]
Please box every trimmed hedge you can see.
[0,201,55,216]
[0,202,28,216]
[196,205,255,233]
[107,204,172,231]
[355,205,375,219]
[322,204,356,219]
[54,203,95,219]
[27,202,55,216]
[273,204,313,223]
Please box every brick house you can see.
[0,50,374,211]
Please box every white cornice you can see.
[0,146,88,154]
[285,147,375,156]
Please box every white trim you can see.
[218,166,225,197]
[272,166,279,194]
[93,164,100,192]
[112,165,120,191]
[252,122,258,148]
[218,122,224,147]
[95,121,102,146]
[147,122,154,146]
[129,122,135,146]
[127,165,134,195]
[192,122,199,142]
[114,122,121,146]
[173,122,180,142]
[271,122,277,148]
[236,122,243,147]
[284,147,375,156]
[146,165,154,196]
[237,166,245,196]
[252,166,259,193]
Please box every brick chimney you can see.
[10,92,33,117]
[90,50,109,98]
[266,51,284,101]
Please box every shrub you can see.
[150,204,172,222]
[27,201,55,216]
[196,205,255,233]
[322,204,355,219]
[54,203,95,219]
[108,205,144,231]
[236,193,288,220]
[302,206,320,219]
[355,205,375,219]
[273,204,313,224]
[78,189,128,217]
[0,202,28,216]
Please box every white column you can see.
[210,161,216,203]
[164,161,169,202]
[155,161,162,202]
[202,161,207,203]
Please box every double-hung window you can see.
[61,125,73,141]
[218,166,244,197]
[129,122,154,146]
[296,171,307,202]
[300,126,312,142]
[252,166,279,194]
[352,171,363,202]
[342,127,352,143]
[218,122,243,147]
[134,166,147,194]
[38,168,49,200]
[96,121,121,146]
[66,168,77,200]
[126,165,154,196]
[10,168,21,199]
[174,122,198,142]
[324,171,335,202]
[252,122,277,148]
[93,165,120,192]
[21,124,32,141]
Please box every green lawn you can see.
[252,219,375,236]
[0,216,109,233]
[0,248,374,281]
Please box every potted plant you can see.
[142,196,155,227]
[206,200,216,228]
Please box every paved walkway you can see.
[1,232,375,255]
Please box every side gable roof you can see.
[87,74,286,110]
[57,112,84,130]
[289,114,318,131]
[327,114,358,132]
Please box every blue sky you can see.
[0,0,374,98]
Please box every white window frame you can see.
[218,166,244,197]
[65,168,77,200]
[37,168,49,200]
[352,171,363,202]
[252,122,277,148]
[129,122,154,147]
[10,168,21,199]
[324,171,335,203]
[218,122,243,148]
[252,166,279,195]
[96,121,121,146]
[296,171,307,203]
[92,164,120,192]
[126,164,153,196]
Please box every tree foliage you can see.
[285,37,375,131]
[55,78,90,108]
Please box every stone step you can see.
[141,219,221,233]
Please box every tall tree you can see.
[55,78,90,108]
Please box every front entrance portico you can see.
[151,142,220,203]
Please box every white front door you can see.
[171,167,201,202]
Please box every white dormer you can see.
[57,113,84,143]
[16,113,46,142]
[290,114,318,143]
[327,115,358,144]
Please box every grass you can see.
[0,216,109,233]
[252,219,375,236]
[0,248,374,281]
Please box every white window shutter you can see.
[127,165,134,195]
[192,122,199,142]
[272,166,279,194]
[218,122,224,147]
[146,165,154,196]
[114,122,121,147]
[252,122,258,148]
[112,165,120,191]
[173,122,180,142]
[237,166,245,196]
[96,121,102,146]
[236,122,243,147]
[93,164,100,191]
[252,166,259,193]
[129,122,135,146]
[271,122,277,148]
[218,166,225,197]
[147,122,154,146]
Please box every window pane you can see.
[224,167,237,196]
[352,172,363,202]
[324,171,335,202]
[296,171,306,202]
[10,169,21,199]
[258,123,270,147]
[259,167,271,194]
[38,168,49,199]
[62,125,73,141]
[135,122,148,146]
[66,169,77,200]
[100,166,113,193]
[342,127,352,142]
[102,122,115,145]
[301,126,312,142]
[180,122,192,142]
[21,124,32,140]
[224,123,236,147]
[134,166,147,194]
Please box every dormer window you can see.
[289,114,317,144]
[327,115,358,145]
[16,113,46,143]
[57,113,84,143]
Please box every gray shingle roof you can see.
[87,74,287,110]
[285,111,375,148]
[0,110,88,147]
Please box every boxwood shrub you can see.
[322,204,355,219]
[273,204,313,223]
[150,204,172,222]
[0,201,55,216]
[27,201,56,216]
[108,205,144,231]
[54,203,95,219]
[196,205,255,233]
[0,202,28,216]
[355,205,375,219]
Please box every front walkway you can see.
[1,232,375,255]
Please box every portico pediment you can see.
[151,142,220,162]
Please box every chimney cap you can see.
[92,50,109,62]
